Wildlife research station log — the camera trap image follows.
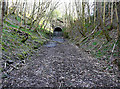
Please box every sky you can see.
[8,0,94,17]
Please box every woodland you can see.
[0,0,120,88]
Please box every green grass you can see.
[4,20,19,28]
[10,24,19,28]
[93,42,97,45]
[94,30,102,37]
[16,16,21,22]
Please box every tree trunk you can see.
[82,2,86,36]
[94,1,96,27]
[1,0,5,39]
[116,1,120,69]
[29,0,36,30]
[0,0,5,88]
[103,1,106,24]
[5,0,8,15]
[97,2,112,42]
[87,3,91,23]
[0,2,2,87]
[111,0,113,25]
[0,1,1,39]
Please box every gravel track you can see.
[2,40,120,88]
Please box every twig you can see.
[7,67,14,73]
[109,39,118,63]
[79,24,99,45]
[4,62,6,69]
[11,64,19,70]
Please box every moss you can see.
[75,42,80,47]
[32,36,38,40]
[93,42,97,45]
[2,47,5,50]
[39,41,44,45]
[27,21,31,25]
[103,67,106,70]
[29,50,33,54]
[33,46,38,49]
[23,51,27,56]
[17,16,21,22]
[17,53,24,60]
[34,39,45,45]
[0,68,3,72]
[4,49,8,52]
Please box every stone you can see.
[6,60,14,64]
[71,79,75,82]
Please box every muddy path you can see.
[2,40,120,88]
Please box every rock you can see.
[21,60,25,64]
[33,46,38,49]
[71,79,75,82]
[59,76,65,80]
[109,69,113,73]
[2,73,9,79]
[34,40,39,44]
[6,60,14,64]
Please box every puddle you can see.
[44,37,64,47]
[52,37,64,42]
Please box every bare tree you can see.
[0,0,5,88]
[82,1,86,34]
[97,2,112,42]
[0,1,1,40]
[1,0,5,39]
[116,1,120,68]
[43,1,60,30]
[87,2,91,23]
[111,0,114,26]
[94,1,96,27]
[103,1,106,24]
[0,1,2,88]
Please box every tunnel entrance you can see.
[53,27,63,37]
[54,27,62,32]
[44,27,64,47]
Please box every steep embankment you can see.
[2,14,48,81]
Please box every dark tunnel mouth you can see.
[54,27,62,32]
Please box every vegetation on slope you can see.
[0,0,60,79]
[63,1,120,69]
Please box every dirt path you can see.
[3,40,120,88]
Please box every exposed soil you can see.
[2,40,120,88]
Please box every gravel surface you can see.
[2,40,120,88]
